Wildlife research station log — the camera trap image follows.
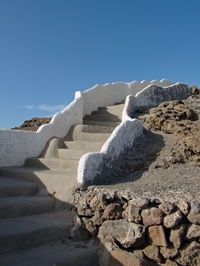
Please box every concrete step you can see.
[84,114,121,122]
[72,124,114,134]
[64,140,104,150]
[0,177,38,197]
[98,103,124,111]
[24,158,79,170]
[0,168,77,205]
[0,240,99,266]
[58,149,88,160]
[71,132,111,142]
[83,119,120,127]
[92,109,122,118]
[0,210,73,253]
[0,196,55,218]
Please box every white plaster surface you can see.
[0,79,174,167]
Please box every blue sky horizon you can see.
[0,0,200,129]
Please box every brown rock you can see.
[82,218,97,236]
[187,203,200,224]
[77,206,93,217]
[124,205,141,223]
[90,192,107,211]
[160,246,178,259]
[177,200,190,215]
[159,202,174,215]
[92,210,104,226]
[176,241,200,266]
[102,203,123,220]
[147,225,167,247]
[163,210,183,228]
[170,224,186,249]
[129,198,149,209]
[186,223,200,241]
[143,245,162,263]
[164,259,178,266]
[99,242,153,266]
[141,207,163,227]
[98,220,145,249]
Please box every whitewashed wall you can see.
[77,82,191,185]
[0,79,173,167]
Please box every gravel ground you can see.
[96,95,200,202]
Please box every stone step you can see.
[71,132,111,142]
[91,109,122,118]
[58,149,88,160]
[0,240,99,266]
[0,168,77,205]
[0,196,55,218]
[64,140,104,151]
[24,158,79,170]
[75,124,114,133]
[0,177,38,197]
[84,114,121,122]
[83,119,120,127]
[0,210,73,253]
[98,103,124,111]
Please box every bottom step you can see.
[0,240,99,266]
[0,210,73,253]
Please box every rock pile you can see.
[12,117,51,131]
[137,98,200,167]
[72,188,200,265]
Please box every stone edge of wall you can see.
[77,82,192,185]
[0,79,173,167]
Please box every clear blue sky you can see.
[0,0,200,129]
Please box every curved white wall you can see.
[0,79,174,167]
[77,82,192,185]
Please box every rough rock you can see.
[90,193,107,211]
[159,202,174,215]
[123,205,141,223]
[176,241,200,266]
[91,210,104,226]
[187,203,200,224]
[147,225,167,247]
[170,224,186,249]
[12,117,51,131]
[82,218,97,236]
[102,203,123,220]
[98,220,145,249]
[129,198,149,209]
[99,241,153,266]
[143,245,162,263]
[177,200,190,215]
[141,207,163,227]
[163,259,178,266]
[186,223,200,241]
[163,210,183,228]
[160,246,178,260]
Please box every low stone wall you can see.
[73,188,200,266]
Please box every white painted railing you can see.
[0,79,173,167]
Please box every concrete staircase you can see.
[0,102,124,265]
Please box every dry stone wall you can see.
[73,188,200,266]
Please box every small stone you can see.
[186,223,200,241]
[143,245,163,263]
[163,210,183,228]
[170,224,186,249]
[147,225,167,247]
[82,218,97,236]
[102,203,123,220]
[187,204,200,224]
[90,193,107,211]
[141,207,163,227]
[98,220,145,249]
[92,210,104,226]
[176,241,200,266]
[177,200,190,215]
[164,259,178,266]
[77,206,93,217]
[160,246,178,259]
[129,198,149,209]
[124,205,141,223]
[159,202,174,215]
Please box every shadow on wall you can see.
[92,129,164,186]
